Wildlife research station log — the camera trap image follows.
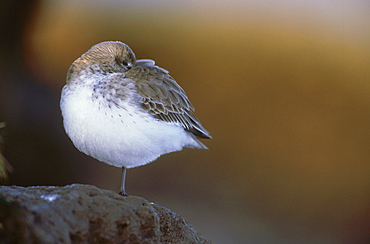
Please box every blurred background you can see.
[1,0,370,243]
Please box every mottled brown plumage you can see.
[128,60,211,139]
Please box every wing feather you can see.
[126,60,211,139]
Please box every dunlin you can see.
[60,41,211,195]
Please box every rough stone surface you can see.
[0,184,211,244]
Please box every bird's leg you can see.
[119,166,128,196]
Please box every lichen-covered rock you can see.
[0,184,211,244]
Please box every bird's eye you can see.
[122,60,133,68]
[115,57,130,68]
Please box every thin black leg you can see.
[119,166,128,196]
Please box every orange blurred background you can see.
[1,0,370,243]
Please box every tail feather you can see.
[185,134,209,150]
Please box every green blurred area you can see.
[1,1,370,243]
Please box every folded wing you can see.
[127,59,211,139]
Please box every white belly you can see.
[60,85,198,168]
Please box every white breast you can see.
[60,83,199,168]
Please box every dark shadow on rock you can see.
[0,184,211,244]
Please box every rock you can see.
[0,184,211,244]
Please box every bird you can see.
[60,41,211,196]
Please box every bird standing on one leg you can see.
[60,41,211,196]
